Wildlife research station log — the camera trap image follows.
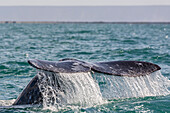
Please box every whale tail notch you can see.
[28,59,161,77]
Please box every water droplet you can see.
[165,35,168,38]
[26,53,29,58]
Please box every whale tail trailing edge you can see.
[28,59,161,77]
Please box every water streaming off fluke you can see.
[94,71,170,99]
[37,70,170,110]
[37,71,104,109]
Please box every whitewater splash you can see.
[34,70,170,111]
[0,99,15,106]
[37,71,104,109]
[94,71,170,99]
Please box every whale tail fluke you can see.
[28,59,161,77]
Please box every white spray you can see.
[37,70,104,109]
[36,70,170,111]
[94,71,170,99]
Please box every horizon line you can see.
[1,21,170,24]
[0,5,170,7]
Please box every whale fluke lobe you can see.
[93,61,161,77]
[28,59,91,73]
[28,59,161,76]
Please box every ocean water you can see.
[0,23,170,112]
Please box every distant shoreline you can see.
[0,21,170,24]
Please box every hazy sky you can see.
[0,0,170,22]
[0,6,170,22]
[1,0,170,6]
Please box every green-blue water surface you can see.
[0,23,170,112]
